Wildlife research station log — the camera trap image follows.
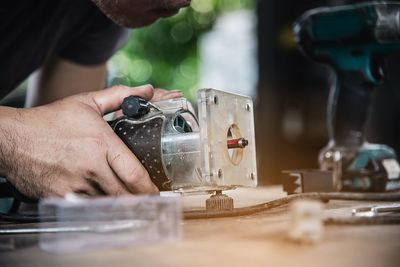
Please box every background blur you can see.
[258,0,400,185]
[108,0,256,100]
[2,0,399,185]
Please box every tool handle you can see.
[328,71,376,147]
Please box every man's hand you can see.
[92,0,191,28]
[0,85,171,199]
[152,88,183,102]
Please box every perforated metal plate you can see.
[114,116,172,190]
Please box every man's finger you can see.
[106,136,159,194]
[112,109,124,120]
[90,84,155,115]
[111,89,182,118]
[152,88,183,101]
[93,162,132,196]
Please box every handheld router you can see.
[284,2,400,193]
[0,89,257,211]
[110,89,257,198]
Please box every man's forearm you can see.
[0,106,18,178]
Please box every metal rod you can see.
[0,221,147,235]
[227,138,249,149]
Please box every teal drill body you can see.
[294,2,400,192]
[296,2,400,84]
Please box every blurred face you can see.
[92,0,191,28]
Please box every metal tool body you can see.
[352,204,400,217]
[110,89,258,194]
[292,2,400,192]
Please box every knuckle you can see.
[75,161,100,180]
[72,92,91,103]
[108,150,122,165]
[77,160,101,180]
[81,163,98,179]
[69,181,88,192]
[125,166,149,186]
[87,136,107,152]
[70,182,97,196]
[110,85,127,91]
[142,84,154,90]
[114,187,128,196]
[79,92,92,99]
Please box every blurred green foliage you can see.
[108,0,254,100]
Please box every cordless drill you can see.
[293,2,400,192]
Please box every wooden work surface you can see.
[1,186,400,267]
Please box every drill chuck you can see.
[375,3,400,42]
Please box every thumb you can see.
[89,84,154,115]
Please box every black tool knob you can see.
[121,96,150,118]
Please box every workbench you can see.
[1,186,400,267]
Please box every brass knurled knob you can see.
[206,191,234,211]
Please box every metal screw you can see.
[213,95,218,105]
[245,103,251,111]
[217,169,223,178]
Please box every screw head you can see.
[250,172,255,180]
[245,103,251,111]
[217,169,223,178]
[213,95,218,105]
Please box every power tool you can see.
[110,88,257,195]
[284,2,400,193]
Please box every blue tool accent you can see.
[294,2,400,191]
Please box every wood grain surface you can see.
[1,186,400,267]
